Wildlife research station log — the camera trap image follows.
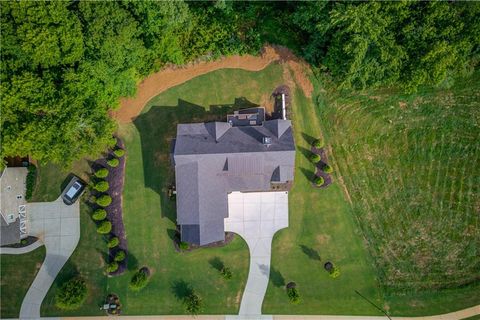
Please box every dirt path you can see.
[112,45,313,123]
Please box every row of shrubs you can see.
[308,138,334,187]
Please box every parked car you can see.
[61,176,86,205]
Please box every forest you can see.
[1,1,479,164]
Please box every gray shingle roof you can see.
[174,119,295,245]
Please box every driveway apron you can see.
[224,191,289,317]
[19,197,80,319]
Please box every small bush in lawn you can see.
[314,176,324,186]
[114,250,126,262]
[25,164,37,200]
[94,168,109,179]
[96,195,112,207]
[93,180,109,192]
[287,286,300,304]
[221,267,232,280]
[309,153,321,163]
[323,164,333,174]
[329,266,341,278]
[92,209,107,221]
[113,148,125,157]
[313,139,324,149]
[55,277,87,310]
[107,158,119,168]
[129,268,150,291]
[97,221,112,234]
[179,241,189,250]
[184,291,202,315]
[107,236,119,248]
[106,261,119,273]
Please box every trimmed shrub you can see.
[93,180,109,192]
[110,137,117,148]
[96,195,112,207]
[179,241,189,250]
[221,267,232,280]
[106,261,119,273]
[25,164,37,200]
[323,164,333,174]
[184,292,202,315]
[113,148,125,157]
[92,209,107,221]
[97,221,112,234]
[313,139,324,149]
[94,168,109,179]
[107,158,119,168]
[287,286,300,304]
[114,250,126,262]
[55,277,87,310]
[314,176,324,186]
[129,268,150,291]
[21,239,27,245]
[309,153,321,163]
[329,266,341,278]
[107,236,119,248]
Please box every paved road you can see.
[224,191,289,317]
[19,197,80,319]
[0,239,43,254]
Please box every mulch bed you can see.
[268,85,291,120]
[1,236,38,248]
[172,231,235,253]
[311,146,333,189]
[91,137,128,276]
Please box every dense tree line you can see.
[1,1,479,165]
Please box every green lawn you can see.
[314,72,480,315]
[0,247,46,318]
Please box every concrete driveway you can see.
[224,191,289,317]
[19,197,80,319]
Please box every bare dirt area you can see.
[112,45,314,123]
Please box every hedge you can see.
[96,195,112,207]
[55,277,87,310]
[107,158,119,168]
[93,180,109,192]
[92,209,107,221]
[129,268,150,291]
[114,250,126,262]
[25,164,37,200]
[113,148,125,157]
[94,168,109,178]
[97,221,112,234]
[107,236,119,248]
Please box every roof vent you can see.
[263,136,272,146]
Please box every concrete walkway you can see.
[19,197,81,319]
[0,239,43,254]
[224,191,289,317]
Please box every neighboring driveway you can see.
[224,191,289,317]
[19,197,80,319]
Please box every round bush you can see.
[94,180,109,192]
[114,250,126,262]
[94,168,109,179]
[107,158,119,168]
[55,277,87,310]
[323,164,333,174]
[96,195,112,207]
[129,268,150,291]
[106,261,119,273]
[313,139,324,149]
[113,148,125,157]
[107,236,119,248]
[92,209,107,221]
[309,153,321,163]
[221,267,232,280]
[97,221,112,234]
[314,176,324,186]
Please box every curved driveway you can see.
[19,197,80,319]
[224,191,289,317]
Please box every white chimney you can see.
[281,93,286,120]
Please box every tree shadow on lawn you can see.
[208,257,224,271]
[133,97,259,224]
[270,267,286,287]
[299,244,321,261]
[297,145,314,160]
[301,132,317,145]
[171,279,194,300]
[299,167,315,181]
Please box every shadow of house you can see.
[132,97,264,225]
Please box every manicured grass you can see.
[314,71,480,314]
[0,246,46,318]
